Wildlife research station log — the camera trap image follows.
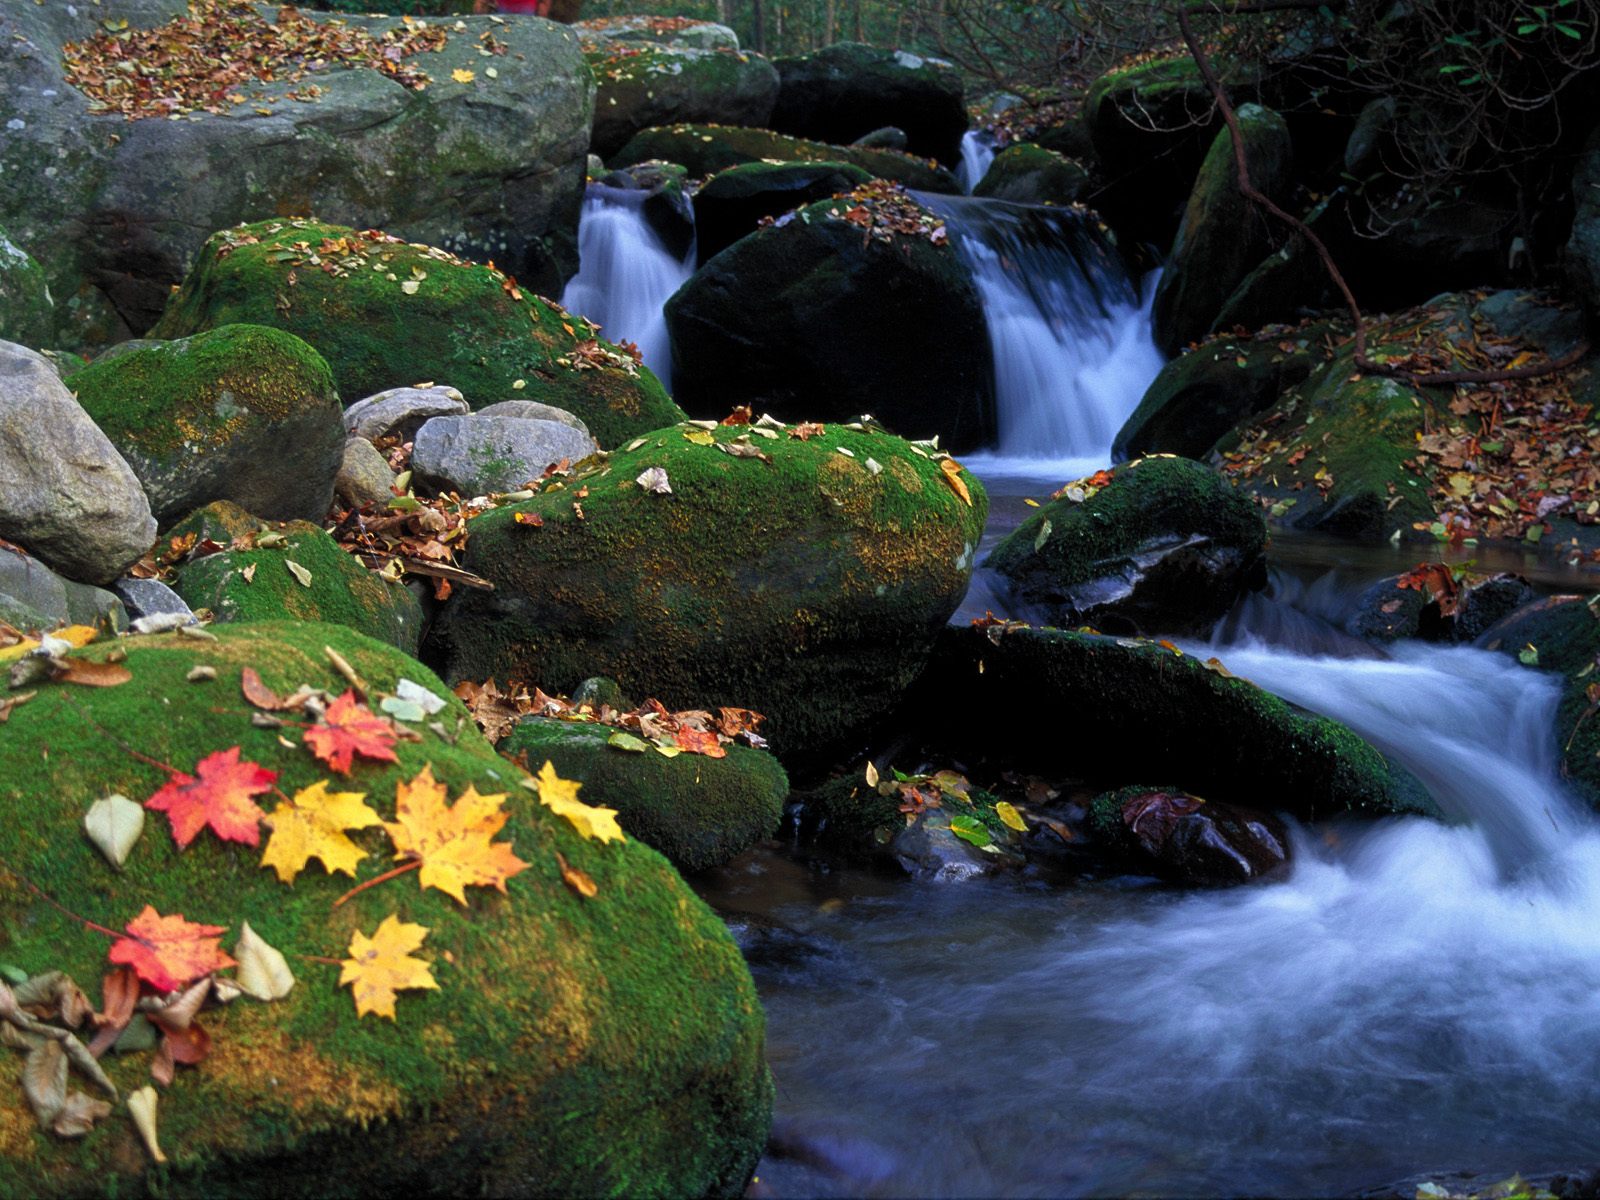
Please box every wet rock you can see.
[1570,123,1600,317]
[597,160,696,259]
[343,385,469,442]
[971,143,1088,207]
[585,35,779,161]
[666,193,994,448]
[1212,193,1342,333]
[109,576,191,624]
[1349,569,1535,645]
[1087,786,1289,886]
[1347,576,1437,643]
[985,456,1267,636]
[498,716,787,873]
[0,341,155,585]
[432,425,986,762]
[691,160,873,265]
[152,219,682,449]
[0,4,592,349]
[0,224,52,348]
[474,399,591,435]
[64,325,345,527]
[771,43,966,166]
[612,123,960,192]
[334,436,398,509]
[916,623,1437,821]
[0,546,126,632]
[852,126,908,151]
[1454,572,1537,643]
[411,413,597,496]
[1152,104,1295,356]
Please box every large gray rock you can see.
[576,16,740,52]
[412,413,598,495]
[0,547,126,632]
[0,225,53,348]
[0,341,155,584]
[343,385,469,441]
[0,3,595,349]
[475,398,590,435]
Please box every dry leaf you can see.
[385,766,529,905]
[127,1085,165,1163]
[339,914,438,1020]
[145,746,277,848]
[555,851,597,899]
[233,922,295,1002]
[532,760,625,843]
[108,907,236,994]
[284,559,312,588]
[84,795,144,870]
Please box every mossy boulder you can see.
[1152,104,1295,356]
[65,324,344,527]
[1112,322,1332,462]
[665,196,994,448]
[499,716,786,872]
[169,507,424,655]
[1086,785,1289,886]
[0,620,771,1196]
[432,423,988,763]
[971,143,1088,207]
[585,38,779,160]
[577,16,741,52]
[610,124,960,192]
[916,623,1437,821]
[149,220,683,449]
[691,160,873,264]
[0,226,53,348]
[985,457,1267,636]
[794,773,1016,876]
[770,42,967,166]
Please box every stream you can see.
[562,182,1600,1198]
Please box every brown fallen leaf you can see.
[940,458,972,506]
[556,851,598,899]
[56,659,132,688]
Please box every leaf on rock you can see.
[606,731,648,753]
[84,794,144,870]
[386,766,530,905]
[940,459,972,506]
[451,67,475,83]
[108,906,235,994]
[145,746,277,849]
[233,922,295,1002]
[260,780,383,884]
[532,760,625,844]
[339,914,439,1020]
[304,690,400,774]
[947,814,990,847]
[635,466,672,494]
[555,851,598,899]
[994,802,1027,832]
[127,1085,165,1163]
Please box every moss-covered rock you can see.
[1086,785,1289,886]
[610,123,960,192]
[916,623,1437,821]
[149,220,683,449]
[770,42,967,166]
[665,194,994,448]
[498,716,786,872]
[169,508,423,654]
[432,423,988,763]
[0,620,771,1196]
[794,772,1015,869]
[0,226,53,348]
[971,143,1088,207]
[577,16,741,52]
[65,324,344,527]
[585,38,779,160]
[985,457,1267,636]
[1152,104,1295,356]
[691,160,873,264]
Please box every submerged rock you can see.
[499,716,787,872]
[65,324,345,527]
[984,456,1267,636]
[0,620,772,1196]
[1087,786,1289,886]
[150,219,683,449]
[433,424,987,762]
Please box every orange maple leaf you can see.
[672,727,727,758]
[384,765,529,905]
[304,691,400,775]
[145,746,277,848]
[108,906,236,993]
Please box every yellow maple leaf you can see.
[534,760,625,844]
[339,914,438,1020]
[385,765,529,905]
[260,780,383,885]
[451,68,475,84]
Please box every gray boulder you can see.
[334,436,398,509]
[412,413,598,496]
[0,341,155,584]
[0,2,595,349]
[343,385,469,442]
[575,16,741,52]
[0,547,126,632]
[475,399,591,435]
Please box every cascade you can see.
[955,129,998,193]
[560,184,694,390]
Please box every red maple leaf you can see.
[108,906,236,993]
[304,690,400,775]
[145,746,277,848]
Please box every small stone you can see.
[334,437,397,509]
[411,414,597,496]
[110,577,192,623]
[342,386,469,442]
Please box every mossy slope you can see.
[0,621,770,1197]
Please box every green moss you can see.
[163,500,268,551]
[971,143,1088,206]
[610,124,958,191]
[172,515,423,654]
[0,225,54,348]
[437,424,987,762]
[798,773,1009,858]
[148,220,683,449]
[498,717,786,872]
[0,621,770,1196]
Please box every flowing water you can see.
[956,129,998,194]
[559,184,694,389]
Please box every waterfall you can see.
[560,184,694,390]
[955,129,998,193]
[917,192,1166,479]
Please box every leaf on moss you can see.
[339,914,438,1021]
[260,780,383,884]
[84,795,144,870]
[304,691,400,775]
[233,923,294,1002]
[940,458,972,506]
[532,760,625,843]
[386,766,530,905]
[145,747,277,849]
[555,851,598,899]
[108,907,235,994]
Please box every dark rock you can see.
[971,143,1088,207]
[984,456,1267,636]
[1344,96,1397,176]
[597,160,696,259]
[1211,193,1341,334]
[1454,572,1537,643]
[666,194,994,448]
[1087,786,1289,886]
[852,126,908,151]
[691,160,872,265]
[770,43,966,166]
[0,225,52,348]
[109,576,191,623]
[1571,123,1600,317]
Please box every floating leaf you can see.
[233,922,294,1001]
[386,766,529,905]
[284,559,313,588]
[145,747,277,849]
[260,780,383,884]
[304,691,400,775]
[84,795,144,870]
[994,802,1027,832]
[108,907,235,994]
[339,914,438,1020]
[532,760,625,843]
